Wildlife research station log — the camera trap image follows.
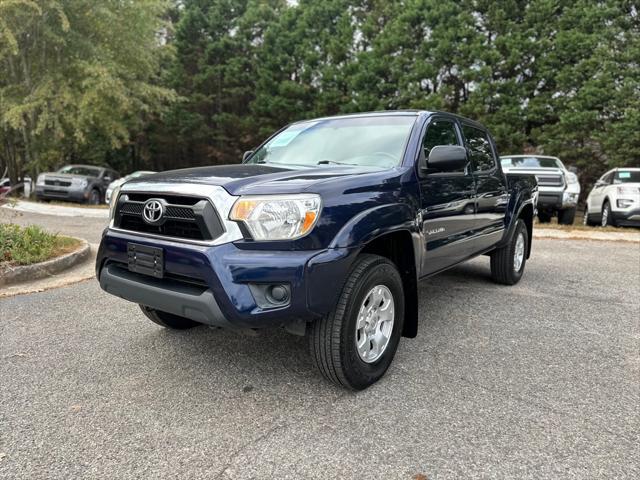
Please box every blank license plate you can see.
[127,243,163,278]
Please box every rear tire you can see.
[537,211,552,223]
[558,207,576,225]
[490,219,528,285]
[309,254,404,390]
[139,305,200,329]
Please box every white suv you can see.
[584,168,640,227]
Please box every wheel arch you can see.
[359,229,419,338]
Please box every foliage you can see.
[0,222,80,265]
[0,0,176,183]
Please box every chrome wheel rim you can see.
[355,285,395,363]
[602,206,608,226]
[514,232,525,272]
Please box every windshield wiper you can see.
[317,160,358,166]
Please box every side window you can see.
[462,124,496,172]
[422,120,459,155]
[600,172,613,185]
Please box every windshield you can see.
[501,156,563,169]
[246,116,416,169]
[58,165,101,177]
[613,170,640,184]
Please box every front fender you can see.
[328,203,417,249]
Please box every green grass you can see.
[0,223,81,266]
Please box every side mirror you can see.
[103,176,112,183]
[426,146,468,172]
[242,150,254,162]
[595,180,606,188]
[568,166,578,174]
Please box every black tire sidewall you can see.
[602,202,612,227]
[510,219,528,281]
[89,189,100,205]
[339,260,404,390]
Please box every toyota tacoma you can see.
[96,111,537,390]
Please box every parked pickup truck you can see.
[96,111,537,390]
[500,155,579,224]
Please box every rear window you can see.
[613,170,640,184]
[501,156,563,169]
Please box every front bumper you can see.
[537,188,579,210]
[611,208,640,227]
[96,229,356,329]
[35,185,87,202]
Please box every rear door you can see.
[417,117,477,276]
[460,123,508,250]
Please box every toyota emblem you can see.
[142,199,164,224]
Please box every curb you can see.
[533,228,640,243]
[1,200,109,218]
[0,238,91,288]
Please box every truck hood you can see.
[135,164,389,196]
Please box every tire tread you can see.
[309,254,391,389]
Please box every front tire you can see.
[139,305,200,329]
[583,206,596,226]
[558,207,576,225]
[309,254,404,390]
[601,201,615,227]
[537,211,552,223]
[490,218,528,285]
[88,189,101,205]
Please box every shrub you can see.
[0,223,80,266]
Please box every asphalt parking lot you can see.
[1,211,639,479]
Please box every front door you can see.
[417,118,477,276]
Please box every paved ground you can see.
[0,205,107,244]
[1,211,639,479]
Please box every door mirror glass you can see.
[427,146,468,172]
[243,150,254,162]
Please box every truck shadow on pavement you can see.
[121,260,494,392]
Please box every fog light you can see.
[617,199,634,208]
[248,283,291,309]
[268,285,289,303]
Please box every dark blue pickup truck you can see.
[96,111,537,390]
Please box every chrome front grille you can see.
[535,174,564,187]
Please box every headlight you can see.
[230,194,321,240]
[617,186,638,195]
[36,174,46,186]
[109,185,121,219]
[71,177,88,188]
[565,172,579,184]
